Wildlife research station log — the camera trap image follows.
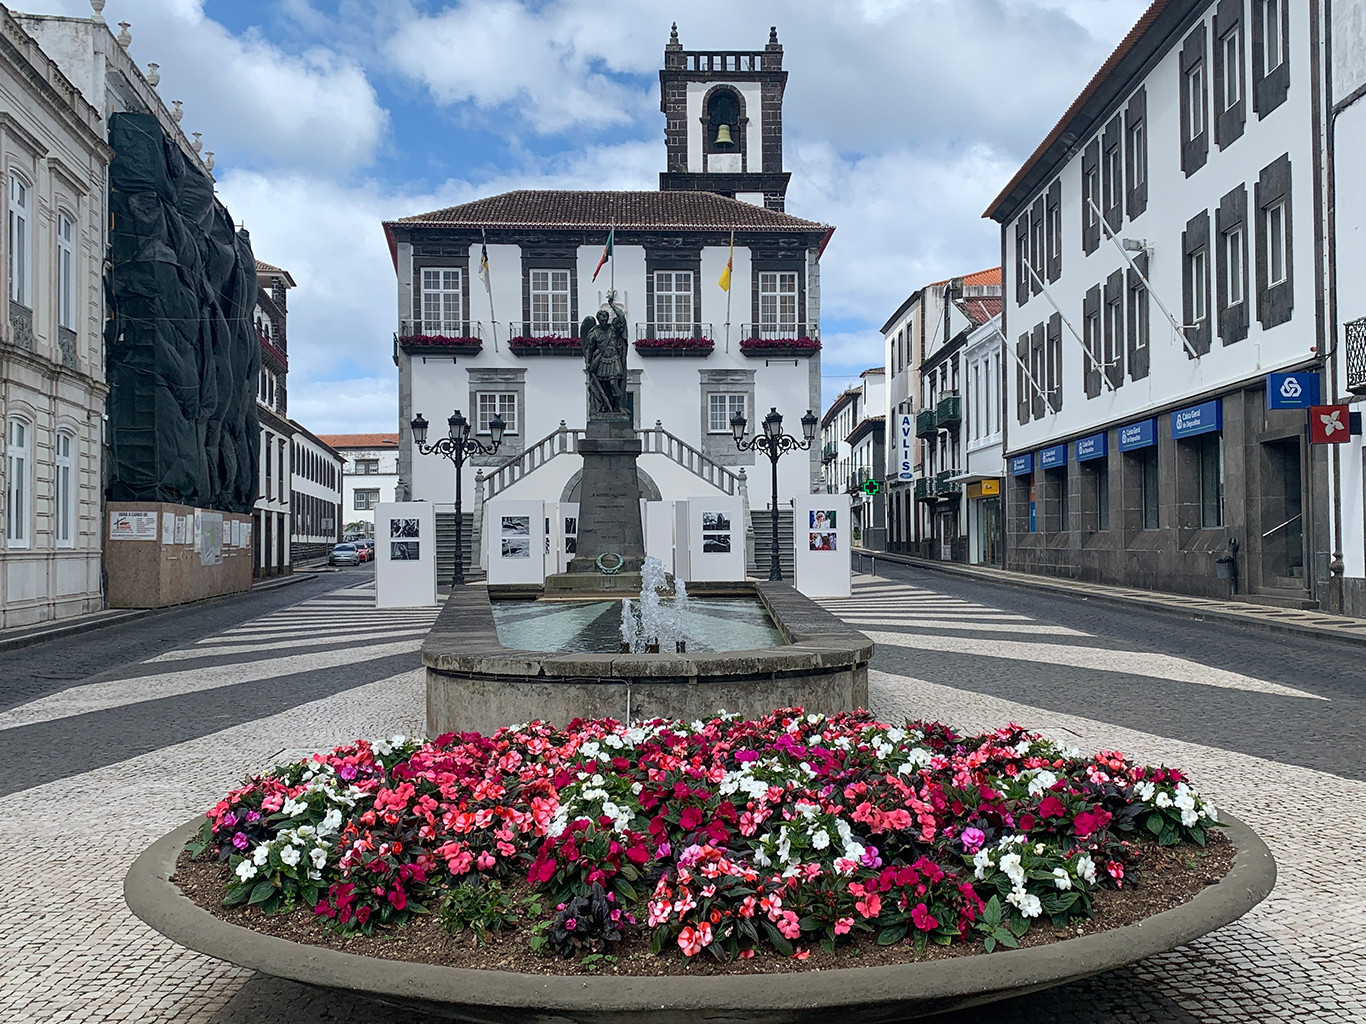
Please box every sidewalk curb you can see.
[851,548,1366,649]
[0,572,321,655]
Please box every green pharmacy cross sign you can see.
[862,479,881,496]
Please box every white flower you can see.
[1076,855,1097,885]
[810,828,830,850]
[279,845,301,867]
[1181,808,1200,826]
[1027,770,1058,797]
[1155,791,1172,808]
[281,796,307,818]
[235,860,257,882]
[999,852,1025,887]
[1134,781,1156,802]
[1034,843,1046,855]
[1053,867,1072,890]
[973,849,994,880]
[310,847,328,870]
[1202,800,1219,823]
[886,727,906,743]
[1007,889,1043,918]
[320,809,343,834]
[252,844,270,866]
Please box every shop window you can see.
[1198,434,1224,527]
[1083,458,1109,532]
[1141,447,1159,530]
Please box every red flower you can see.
[679,806,703,831]
[911,903,938,932]
[1038,795,1066,818]
[388,887,407,911]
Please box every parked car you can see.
[354,539,374,562]
[329,543,360,566]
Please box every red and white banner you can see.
[1310,405,1351,444]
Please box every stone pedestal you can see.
[565,417,645,575]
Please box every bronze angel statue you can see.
[581,291,630,420]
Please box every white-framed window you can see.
[1127,118,1146,191]
[1104,141,1122,214]
[758,271,798,337]
[1187,61,1206,137]
[708,393,746,433]
[1083,163,1100,235]
[1262,0,1283,71]
[477,391,518,435]
[1084,307,1102,379]
[1223,28,1241,109]
[57,212,74,329]
[653,271,693,336]
[420,268,462,334]
[1225,226,1245,305]
[55,431,73,546]
[8,173,30,306]
[355,458,379,475]
[1266,200,1287,285]
[530,269,570,334]
[354,488,379,511]
[7,419,30,547]
[1190,247,1209,322]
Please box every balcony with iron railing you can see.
[916,408,938,438]
[634,323,715,356]
[738,323,820,358]
[397,319,484,355]
[936,391,962,431]
[936,470,963,498]
[821,441,838,464]
[1347,317,1366,394]
[914,477,934,501]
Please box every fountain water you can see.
[619,556,689,653]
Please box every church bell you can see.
[714,122,734,145]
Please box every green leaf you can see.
[798,915,820,932]
[1189,826,1206,847]
[982,895,1003,928]
[984,934,996,953]
[876,923,908,946]
[760,918,794,957]
[1009,915,1030,938]
[615,878,639,903]
[222,882,253,907]
[1146,814,1164,837]
[248,879,276,905]
[994,928,1019,949]
[821,936,835,954]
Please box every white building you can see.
[819,368,885,547]
[0,6,110,628]
[320,434,399,538]
[289,423,342,562]
[253,262,294,577]
[384,28,831,569]
[985,0,1326,604]
[961,314,1006,565]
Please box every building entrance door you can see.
[977,497,1002,565]
[1259,438,1304,588]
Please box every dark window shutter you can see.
[1015,215,1030,306]
[1180,24,1209,176]
[1028,202,1044,286]
[1102,116,1122,235]
[1183,211,1212,356]
[1046,313,1063,412]
[1082,139,1101,254]
[1017,333,1031,425]
[1251,0,1289,116]
[1213,1,1246,149]
[1256,154,1293,329]
[1216,184,1249,344]
[1127,253,1150,380]
[1104,269,1125,389]
[1125,87,1148,219]
[1031,324,1046,420]
[1084,285,1101,399]
[1046,180,1063,281]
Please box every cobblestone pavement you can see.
[1,571,1361,1022]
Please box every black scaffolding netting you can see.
[105,112,259,514]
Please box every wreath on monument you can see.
[595,552,625,575]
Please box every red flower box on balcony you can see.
[508,335,583,356]
[634,336,715,357]
[398,334,483,356]
[739,336,821,358]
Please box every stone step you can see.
[1244,590,1319,610]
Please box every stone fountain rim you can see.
[125,813,1274,1022]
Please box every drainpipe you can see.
[1321,0,1346,611]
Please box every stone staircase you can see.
[434,511,480,583]
[747,508,795,580]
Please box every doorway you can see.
[1259,438,1304,587]
[977,497,1003,565]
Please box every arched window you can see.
[8,174,31,306]
[56,431,74,546]
[7,419,31,546]
[706,89,740,150]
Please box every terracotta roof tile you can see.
[391,190,829,232]
[255,260,297,287]
[318,433,398,450]
[956,296,1003,327]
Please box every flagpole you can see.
[724,229,734,353]
[610,221,616,296]
[481,227,498,351]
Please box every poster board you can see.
[643,500,675,575]
[553,502,580,574]
[375,501,437,608]
[793,493,851,598]
[486,499,547,585]
[678,496,745,582]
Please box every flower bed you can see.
[633,337,715,357]
[740,337,821,358]
[509,335,583,356]
[185,708,1224,970]
[398,334,483,355]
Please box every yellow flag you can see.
[718,233,734,291]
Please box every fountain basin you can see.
[423,582,872,735]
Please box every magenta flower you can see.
[961,827,986,853]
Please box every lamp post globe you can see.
[410,413,428,446]
[801,409,818,443]
[730,409,748,444]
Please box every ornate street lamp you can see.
[411,409,504,586]
[732,406,818,581]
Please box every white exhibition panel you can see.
[487,499,547,585]
[644,500,675,575]
[679,496,745,582]
[552,502,580,574]
[793,492,851,598]
[374,502,437,608]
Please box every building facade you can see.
[961,314,1007,565]
[319,434,399,538]
[0,5,110,627]
[986,0,1327,605]
[289,423,342,562]
[253,261,294,577]
[384,29,831,566]
[819,369,885,546]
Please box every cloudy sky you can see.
[26,0,1148,431]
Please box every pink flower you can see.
[678,926,703,957]
[777,910,801,940]
[855,893,882,919]
[793,947,811,960]
[834,917,854,935]
[960,827,986,853]
[564,917,577,931]
[911,903,938,932]
[1107,861,1125,886]
[476,851,496,871]
[1038,796,1066,819]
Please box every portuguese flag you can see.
[592,226,614,282]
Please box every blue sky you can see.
[26,0,1148,431]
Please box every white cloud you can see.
[288,376,397,435]
[17,0,387,172]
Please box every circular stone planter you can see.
[126,815,1274,1024]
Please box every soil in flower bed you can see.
[173,832,1232,977]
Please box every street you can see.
[0,565,1361,1023]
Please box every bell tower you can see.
[659,24,791,211]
